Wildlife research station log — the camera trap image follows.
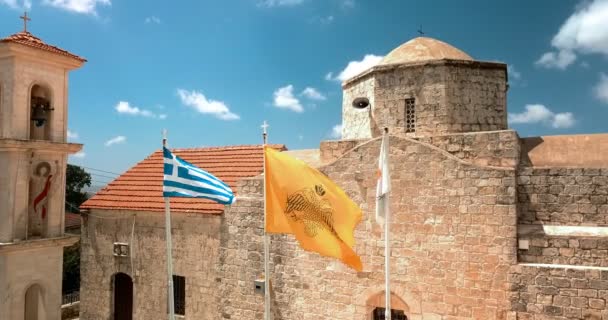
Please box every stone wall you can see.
[517,168,608,226]
[319,139,364,164]
[443,63,507,133]
[0,243,67,320]
[220,136,518,319]
[418,130,519,168]
[342,75,376,140]
[519,237,608,267]
[513,166,608,319]
[509,264,608,320]
[80,209,221,320]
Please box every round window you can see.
[352,97,369,109]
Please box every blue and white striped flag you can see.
[162,147,235,205]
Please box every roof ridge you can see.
[164,143,285,152]
[1,30,86,62]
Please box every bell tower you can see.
[0,14,86,320]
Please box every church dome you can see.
[379,37,473,65]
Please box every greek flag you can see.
[163,147,235,205]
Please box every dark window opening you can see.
[173,275,185,315]
[405,98,415,133]
[373,307,407,320]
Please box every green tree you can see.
[65,164,91,211]
[63,164,91,295]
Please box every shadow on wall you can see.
[519,137,544,167]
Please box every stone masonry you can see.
[79,210,222,320]
[79,36,608,320]
[220,136,518,320]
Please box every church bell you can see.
[30,97,52,127]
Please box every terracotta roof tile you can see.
[1,31,86,62]
[81,144,286,214]
[65,213,81,229]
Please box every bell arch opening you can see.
[29,84,53,141]
[24,283,46,320]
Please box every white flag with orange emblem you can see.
[375,133,391,224]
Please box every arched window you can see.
[29,84,53,141]
[24,284,45,320]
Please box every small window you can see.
[173,275,185,315]
[405,98,415,133]
[373,307,407,320]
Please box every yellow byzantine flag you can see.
[264,146,363,271]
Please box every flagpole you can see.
[261,121,271,320]
[163,130,176,320]
[384,127,391,320]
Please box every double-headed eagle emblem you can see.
[284,184,338,238]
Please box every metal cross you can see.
[20,12,31,32]
[261,120,269,135]
[417,25,425,36]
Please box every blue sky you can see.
[1,0,607,187]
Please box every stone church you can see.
[0,23,86,320]
[80,37,608,320]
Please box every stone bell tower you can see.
[0,14,86,320]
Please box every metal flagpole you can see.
[384,127,391,320]
[261,121,271,320]
[163,130,176,320]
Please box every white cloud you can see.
[535,50,577,70]
[43,0,111,15]
[324,72,334,81]
[536,0,608,69]
[67,130,79,140]
[1,0,18,8]
[594,72,608,104]
[258,0,304,7]
[552,112,576,128]
[115,101,165,119]
[330,123,342,139]
[332,54,383,82]
[507,65,521,80]
[508,104,575,129]
[300,87,326,101]
[70,151,86,159]
[341,0,355,8]
[104,135,126,147]
[177,89,240,120]
[145,16,161,24]
[310,15,335,25]
[273,85,303,112]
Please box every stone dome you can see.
[379,37,473,65]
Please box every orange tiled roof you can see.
[81,144,286,214]
[0,31,86,62]
[65,212,81,229]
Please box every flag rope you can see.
[262,121,271,320]
[384,129,391,320]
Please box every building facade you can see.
[0,27,85,320]
[81,37,608,320]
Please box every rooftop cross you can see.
[417,25,425,36]
[261,120,269,135]
[20,11,31,32]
